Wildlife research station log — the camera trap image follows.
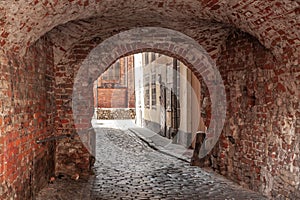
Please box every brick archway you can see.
[73,27,226,158]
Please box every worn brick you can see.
[206,31,300,198]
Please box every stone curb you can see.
[128,128,190,163]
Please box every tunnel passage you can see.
[0,1,299,199]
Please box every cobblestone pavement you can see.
[37,127,268,200]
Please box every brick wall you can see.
[95,55,135,109]
[0,1,298,199]
[97,88,127,108]
[210,31,300,199]
[0,36,56,200]
[53,38,138,177]
[54,40,137,176]
[54,39,98,177]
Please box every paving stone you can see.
[37,127,267,200]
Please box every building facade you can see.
[93,55,135,119]
[135,52,205,148]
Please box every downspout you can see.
[96,80,98,114]
[172,58,178,137]
[125,57,129,108]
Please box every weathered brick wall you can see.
[0,36,56,199]
[52,26,229,178]
[0,1,298,199]
[95,55,135,109]
[54,39,99,177]
[54,40,137,176]
[50,32,297,200]
[97,88,127,108]
[211,31,299,199]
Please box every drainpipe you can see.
[95,79,98,119]
[171,58,178,138]
[125,57,129,108]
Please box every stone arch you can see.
[73,27,226,158]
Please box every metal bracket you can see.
[36,128,94,144]
[36,133,75,144]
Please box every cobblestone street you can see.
[37,125,267,200]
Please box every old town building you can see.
[93,55,135,120]
[134,52,204,148]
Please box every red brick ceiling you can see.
[0,0,299,59]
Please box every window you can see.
[115,60,120,79]
[144,75,150,108]
[98,60,125,88]
[145,53,149,65]
[151,73,156,108]
[151,52,156,62]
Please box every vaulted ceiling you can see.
[0,0,299,60]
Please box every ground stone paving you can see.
[37,128,268,200]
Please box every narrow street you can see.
[37,121,267,200]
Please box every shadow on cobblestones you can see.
[37,127,268,200]
[36,176,92,200]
